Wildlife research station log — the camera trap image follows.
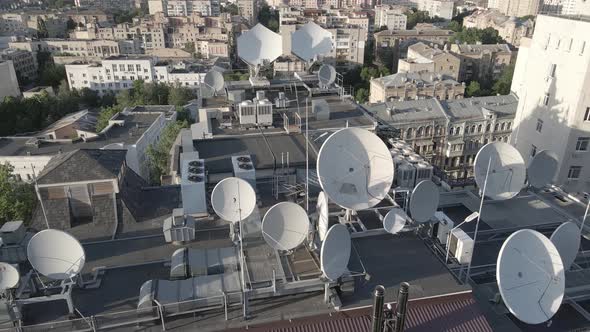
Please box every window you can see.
[568,38,573,52]
[128,64,134,71]
[136,64,141,71]
[119,64,125,71]
[477,124,482,133]
[506,122,511,130]
[543,93,550,106]
[556,38,561,50]
[530,144,537,157]
[548,64,556,78]
[568,166,582,179]
[576,137,589,151]
[486,124,491,132]
[581,41,586,55]
[501,123,505,131]
[536,119,543,133]
[112,64,117,72]
[584,107,590,121]
[494,123,499,131]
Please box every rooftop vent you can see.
[188,160,203,167]
[239,163,253,170]
[237,156,251,163]
[188,175,204,182]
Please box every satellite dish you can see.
[237,23,282,66]
[262,202,310,251]
[317,128,394,211]
[320,224,351,281]
[550,221,580,271]
[474,142,526,201]
[409,180,439,223]
[204,70,225,92]
[27,230,85,280]
[497,229,565,324]
[317,191,329,241]
[0,263,19,290]
[383,208,407,234]
[318,64,336,87]
[291,21,333,62]
[200,84,215,98]
[528,150,559,189]
[211,177,256,223]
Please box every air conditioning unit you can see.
[180,152,207,215]
[232,155,256,189]
[0,221,26,246]
[163,208,196,244]
[448,228,474,264]
[434,211,454,245]
[256,99,273,126]
[238,100,256,125]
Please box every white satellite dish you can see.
[383,208,407,234]
[211,177,257,223]
[317,128,394,211]
[497,229,565,325]
[318,64,336,87]
[409,180,439,223]
[262,202,310,251]
[317,191,329,241]
[203,69,225,93]
[237,23,282,67]
[0,263,19,290]
[27,230,86,280]
[474,142,526,201]
[550,221,580,271]
[320,224,351,281]
[291,21,333,62]
[528,150,559,189]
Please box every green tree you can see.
[146,120,189,184]
[448,20,462,32]
[36,17,49,38]
[183,42,195,55]
[0,164,36,225]
[66,18,77,30]
[39,64,66,88]
[96,105,121,132]
[169,86,195,106]
[492,64,515,95]
[405,9,445,29]
[450,27,505,44]
[466,81,482,97]
[355,88,369,103]
[222,3,239,15]
[79,88,100,107]
[258,5,279,32]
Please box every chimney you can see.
[371,285,385,332]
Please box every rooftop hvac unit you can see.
[255,90,265,101]
[170,248,188,279]
[0,221,26,246]
[163,209,196,243]
[415,161,433,185]
[448,228,474,264]
[275,92,288,108]
[180,152,207,215]
[434,211,454,245]
[256,99,273,126]
[395,160,416,189]
[232,155,256,189]
[238,100,257,125]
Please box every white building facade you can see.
[511,15,590,194]
[415,0,454,20]
[375,6,407,30]
[0,61,20,100]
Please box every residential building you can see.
[369,72,465,104]
[365,94,517,179]
[147,0,220,16]
[541,0,590,15]
[487,0,541,17]
[462,9,534,47]
[0,12,67,38]
[63,9,112,25]
[414,0,454,19]
[65,56,207,94]
[237,0,258,25]
[8,39,136,60]
[0,106,176,182]
[0,48,37,84]
[450,43,513,82]
[0,61,20,99]
[510,15,590,194]
[375,5,407,30]
[375,25,454,49]
[399,42,460,80]
[67,20,166,52]
[75,0,136,10]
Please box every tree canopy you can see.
[257,5,279,32]
[147,120,189,184]
[0,164,36,225]
[221,3,239,15]
[450,27,505,44]
[405,9,445,29]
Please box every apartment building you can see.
[365,94,517,179]
[65,56,207,95]
[63,9,112,25]
[450,43,513,82]
[510,15,590,194]
[148,0,220,16]
[369,71,465,104]
[399,42,460,80]
[487,0,541,17]
[237,0,258,25]
[462,9,534,47]
[375,25,454,49]
[541,0,590,15]
[0,61,20,99]
[0,48,37,84]
[374,5,407,30]
[0,12,67,38]
[8,39,137,60]
[75,0,136,10]
[414,0,454,19]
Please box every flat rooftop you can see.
[0,112,160,157]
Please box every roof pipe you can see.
[394,282,410,332]
[371,285,385,332]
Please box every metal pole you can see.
[305,97,309,212]
[371,285,385,332]
[581,199,590,236]
[31,163,50,229]
[393,282,410,332]
[465,156,492,282]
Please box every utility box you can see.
[0,221,25,245]
[449,228,474,264]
